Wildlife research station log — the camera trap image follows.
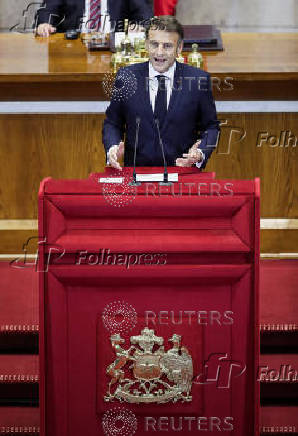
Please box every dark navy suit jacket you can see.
[103,61,220,168]
[37,0,153,32]
[109,0,153,23]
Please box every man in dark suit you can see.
[110,0,153,29]
[36,0,153,36]
[103,16,220,169]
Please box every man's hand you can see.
[36,23,56,37]
[175,141,203,167]
[107,141,124,171]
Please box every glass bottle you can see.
[187,43,203,68]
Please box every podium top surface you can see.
[38,169,260,257]
[39,168,260,196]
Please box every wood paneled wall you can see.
[0,114,106,219]
[208,112,298,218]
[0,112,297,253]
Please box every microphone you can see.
[130,116,141,186]
[154,118,172,186]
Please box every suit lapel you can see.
[162,61,184,132]
[137,62,154,122]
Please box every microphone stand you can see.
[130,117,141,186]
[155,118,172,186]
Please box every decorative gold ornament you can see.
[187,43,203,68]
[110,45,123,73]
[104,327,193,404]
[176,53,185,63]
[121,19,132,61]
[138,38,148,59]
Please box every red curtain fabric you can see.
[154,0,178,16]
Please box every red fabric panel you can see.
[0,407,39,433]
[38,172,259,436]
[261,406,298,430]
[55,229,249,254]
[0,355,39,382]
[43,194,253,255]
[0,263,38,332]
[2,259,296,334]
[42,264,254,436]
[154,0,178,16]
[260,260,298,328]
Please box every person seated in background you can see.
[36,0,153,36]
[110,0,153,31]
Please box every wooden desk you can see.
[0,32,297,100]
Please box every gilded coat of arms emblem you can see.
[104,327,193,404]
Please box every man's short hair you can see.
[145,16,184,43]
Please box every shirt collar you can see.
[149,61,177,81]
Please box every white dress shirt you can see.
[148,61,176,112]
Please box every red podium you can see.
[38,168,260,436]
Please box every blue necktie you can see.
[154,75,167,127]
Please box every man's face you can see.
[146,29,182,73]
